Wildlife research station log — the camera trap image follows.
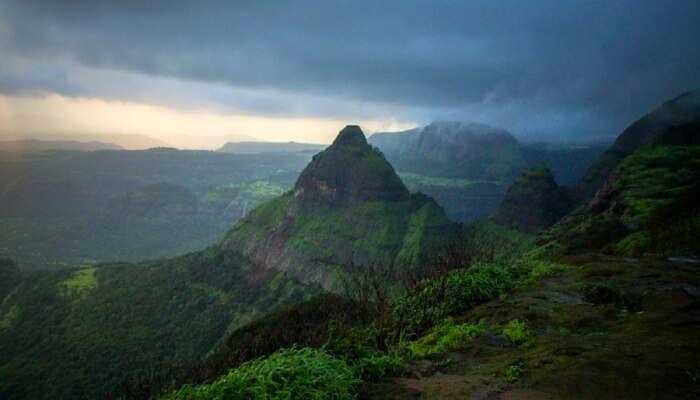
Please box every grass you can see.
[58,267,98,298]
[503,319,531,344]
[162,347,405,399]
[408,318,486,358]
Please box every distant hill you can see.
[218,141,326,154]
[369,121,608,223]
[166,134,261,150]
[369,121,523,181]
[492,165,572,234]
[0,132,172,150]
[0,148,313,270]
[0,139,123,152]
[574,90,700,202]
[222,126,458,289]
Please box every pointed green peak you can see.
[331,125,368,147]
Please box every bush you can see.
[394,264,511,335]
[581,283,626,306]
[503,319,531,344]
[525,260,571,278]
[505,362,524,382]
[162,347,360,400]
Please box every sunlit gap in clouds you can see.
[0,93,417,149]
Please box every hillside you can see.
[574,90,700,202]
[222,126,459,289]
[539,121,700,256]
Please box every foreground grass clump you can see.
[505,362,525,382]
[163,347,360,400]
[503,319,531,344]
[351,354,405,382]
[406,317,486,358]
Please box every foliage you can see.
[517,259,573,280]
[163,347,361,400]
[503,319,531,344]
[58,267,97,298]
[581,283,627,306]
[505,362,525,383]
[394,264,511,336]
[350,354,405,382]
[407,317,485,358]
[0,247,318,400]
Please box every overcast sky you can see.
[1,0,699,146]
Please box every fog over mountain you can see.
[1,1,699,143]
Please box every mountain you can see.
[492,165,572,234]
[0,125,458,399]
[166,134,261,150]
[539,120,700,255]
[222,126,458,289]
[0,132,172,150]
[574,90,700,202]
[0,139,123,152]
[369,121,523,181]
[369,121,608,223]
[218,141,326,154]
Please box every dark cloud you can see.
[1,0,699,140]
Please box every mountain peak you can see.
[292,126,408,209]
[331,125,368,147]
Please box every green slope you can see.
[539,121,700,256]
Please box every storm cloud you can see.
[1,0,699,140]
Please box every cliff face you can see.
[221,126,457,289]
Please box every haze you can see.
[1,0,699,148]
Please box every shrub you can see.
[505,362,524,382]
[581,282,626,306]
[394,264,511,335]
[162,347,360,400]
[503,319,531,344]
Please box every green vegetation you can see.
[58,267,97,298]
[539,121,700,256]
[505,362,525,382]
[408,318,485,358]
[395,265,511,334]
[0,247,319,399]
[163,347,361,400]
[503,319,532,344]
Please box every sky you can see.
[1,0,699,148]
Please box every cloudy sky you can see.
[1,0,699,147]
